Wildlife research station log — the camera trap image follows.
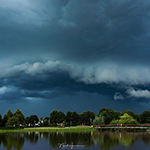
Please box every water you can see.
[0,131,150,150]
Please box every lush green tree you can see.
[119,113,138,124]
[65,111,79,126]
[29,115,39,125]
[110,113,138,124]
[6,116,19,127]
[66,111,72,124]
[0,114,2,127]
[58,111,66,123]
[99,108,120,124]
[120,110,135,118]
[140,109,150,123]
[50,110,58,125]
[79,111,95,125]
[134,114,142,123]
[71,111,79,125]
[110,119,119,124]
[25,116,30,125]
[3,109,13,127]
[14,109,25,124]
[50,110,65,125]
[93,114,105,125]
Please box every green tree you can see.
[0,114,2,127]
[29,115,39,125]
[120,110,135,118]
[93,114,105,125]
[6,116,19,127]
[58,111,66,123]
[119,113,138,124]
[3,109,13,127]
[71,111,79,126]
[14,109,25,125]
[65,111,79,126]
[66,111,72,125]
[110,113,138,124]
[141,109,150,123]
[25,116,30,125]
[79,111,95,125]
[50,110,66,125]
[99,108,120,124]
[50,110,59,125]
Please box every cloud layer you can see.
[0,0,150,115]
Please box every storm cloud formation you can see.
[0,0,150,116]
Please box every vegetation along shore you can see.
[0,107,150,132]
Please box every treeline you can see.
[0,108,150,127]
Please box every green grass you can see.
[0,125,96,133]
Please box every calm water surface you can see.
[0,131,150,150]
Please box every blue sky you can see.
[0,0,150,117]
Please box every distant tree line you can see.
[0,108,150,127]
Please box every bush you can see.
[110,119,119,124]
[93,114,105,125]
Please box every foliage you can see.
[120,110,135,118]
[93,114,105,125]
[29,115,39,125]
[6,116,19,127]
[25,116,30,125]
[71,111,79,126]
[0,114,2,127]
[3,109,13,127]
[79,111,95,125]
[99,107,120,124]
[14,109,25,124]
[66,111,80,126]
[110,113,138,124]
[50,110,66,125]
[140,109,150,123]
[110,119,119,124]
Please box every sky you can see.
[0,0,150,117]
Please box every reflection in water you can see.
[0,131,150,149]
[0,133,24,150]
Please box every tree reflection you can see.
[24,132,39,144]
[0,133,24,150]
[0,131,150,149]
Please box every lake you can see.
[0,131,150,150]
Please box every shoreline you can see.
[0,126,96,133]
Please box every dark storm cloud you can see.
[0,60,150,104]
[0,0,150,115]
[0,0,150,64]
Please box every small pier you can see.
[93,124,150,132]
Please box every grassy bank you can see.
[0,126,96,133]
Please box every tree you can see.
[6,116,19,127]
[140,109,150,123]
[65,111,79,126]
[66,111,72,124]
[99,108,120,124]
[0,114,2,127]
[3,109,13,127]
[120,110,135,118]
[25,116,30,125]
[110,113,138,124]
[29,115,39,125]
[14,109,25,124]
[50,110,59,125]
[50,110,66,125]
[71,111,79,126]
[58,111,66,123]
[93,114,105,125]
[79,111,95,125]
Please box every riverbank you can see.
[0,125,96,133]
